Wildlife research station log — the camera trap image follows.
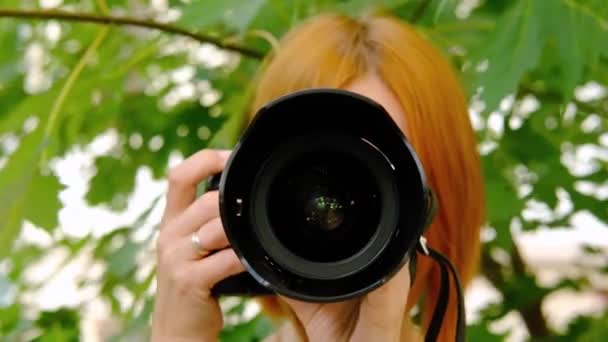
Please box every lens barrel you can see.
[214,89,435,302]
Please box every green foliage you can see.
[178,0,267,32]
[0,0,607,341]
[471,0,546,111]
[469,0,608,111]
[34,309,81,342]
[220,314,275,342]
[557,311,608,341]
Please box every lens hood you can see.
[212,89,435,302]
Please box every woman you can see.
[151,13,485,342]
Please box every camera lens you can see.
[304,188,345,231]
[267,151,382,263]
[216,90,427,299]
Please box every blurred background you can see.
[0,0,607,341]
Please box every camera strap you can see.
[417,237,465,342]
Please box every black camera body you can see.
[209,89,436,302]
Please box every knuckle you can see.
[202,219,228,249]
[155,232,178,264]
[155,233,169,255]
[225,250,242,272]
[171,268,194,292]
[210,218,227,237]
[201,149,222,168]
[156,242,173,266]
[198,191,219,212]
[158,215,172,230]
[167,166,184,186]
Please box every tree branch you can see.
[481,244,551,338]
[510,245,551,337]
[0,8,264,59]
[411,0,432,23]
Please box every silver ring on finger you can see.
[191,231,211,257]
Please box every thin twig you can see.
[41,26,110,166]
[0,8,264,59]
[411,0,432,23]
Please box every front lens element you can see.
[267,151,381,263]
[304,189,345,231]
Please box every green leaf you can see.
[106,239,141,278]
[0,304,21,333]
[557,311,608,341]
[208,94,247,149]
[501,120,563,207]
[220,314,275,342]
[467,321,507,342]
[479,0,512,14]
[483,163,522,223]
[0,303,33,341]
[546,2,585,98]
[86,155,137,207]
[0,83,28,128]
[7,245,43,280]
[178,0,267,33]
[331,0,410,15]
[22,170,64,229]
[84,94,226,207]
[108,297,154,342]
[472,0,546,113]
[35,325,79,342]
[0,87,57,135]
[0,24,20,83]
[0,124,63,258]
[500,273,549,312]
[207,58,259,149]
[92,227,130,259]
[568,187,607,222]
[482,152,522,250]
[543,0,608,98]
[34,309,80,342]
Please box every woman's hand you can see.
[280,265,411,342]
[151,149,244,342]
[150,148,412,342]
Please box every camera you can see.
[208,89,437,302]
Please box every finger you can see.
[162,149,231,224]
[168,191,220,238]
[352,263,411,342]
[193,248,245,290]
[197,217,230,253]
[280,294,359,328]
[365,263,410,310]
[174,217,230,261]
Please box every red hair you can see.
[249,14,486,341]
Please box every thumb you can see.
[351,263,411,342]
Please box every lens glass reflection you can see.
[268,152,382,262]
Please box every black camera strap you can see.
[417,237,465,342]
